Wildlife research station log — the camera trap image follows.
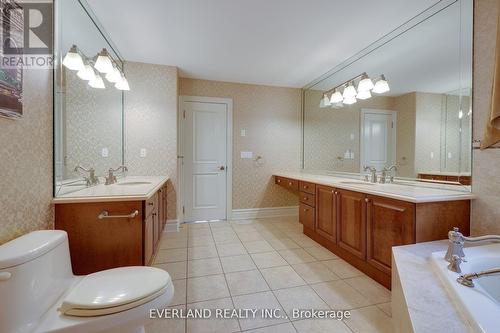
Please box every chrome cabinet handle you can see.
[98,210,139,219]
[365,198,370,203]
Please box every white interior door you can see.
[361,109,397,172]
[183,100,228,222]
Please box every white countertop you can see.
[275,171,475,203]
[53,176,169,204]
[392,242,472,333]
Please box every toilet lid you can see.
[59,266,170,316]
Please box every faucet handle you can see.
[447,255,463,273]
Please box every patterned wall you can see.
[179,78,302,209]
[471,0,500,235]
[64,69,123,178]
[124,62,178,219]
[0,69,54,244]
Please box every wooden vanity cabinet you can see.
[366,196,415,274]
[55,185,168,275]
[337,189,366,260]
[315,185,337,243]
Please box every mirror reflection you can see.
[54,0,124,195]
[303,0,472,186]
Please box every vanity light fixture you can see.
[372,75,390,94]
[88,73,105,89]
[343,96,357,105]
[319,93,331,108]
[357,89,372,100]
[94,48,114,74]
[342,82,357,99]
[330,90,343,104]
[77,63,96,81]
[62,45,85,71]
[115,74,130,91]
[105,64,122,83]
[357,73,374,92]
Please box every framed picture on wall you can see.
[0,0,23,119]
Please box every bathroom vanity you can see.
[53,176,169,275]
[274,172,474,288]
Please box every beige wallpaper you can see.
[64,69,123,178]
[0,69,54,244]
[179,78,302,209]
[471,0,500,235]
[124,61,178,219]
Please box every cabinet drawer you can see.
[299,203,315,229]
[145,192,158,217]
[300,192,315,207]
[299,181,316,194]
[285,178,299,190]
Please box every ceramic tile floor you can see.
[146,217,392,333]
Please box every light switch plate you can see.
[241,151,253,159]
[140,148,147,158]
[101,147,109,158]
[240,129,246,137]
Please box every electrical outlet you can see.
[241,129,246,137]
[240,151,253,159]
[140,148,147,158]
[101,147,109,158]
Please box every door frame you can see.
[178,95,233,223]
[360,108,397,173]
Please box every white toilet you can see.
[0,230,174,333]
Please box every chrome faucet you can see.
[74,165,99,187]
[105,165,128,185]
[363,166,377,183]
[379,168,388,184]
[457,267,500,287]
[445,227,500,272]
[387,165,398,183]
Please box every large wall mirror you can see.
[302,0,473,187]
[54,0,124,196]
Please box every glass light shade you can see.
[77,64,95,81]
[319,94,330,108]
[330,90,343,104]
[343,83,357,99]
[357,76,374,92]
[88,74,105,89]
[357,90,372,100]
[372,76,390,94]
[105,66,122,83]
[458,110,464,119]
[62,45,84,71]
[115,75,130,91]
[94,49,114,73]
[343,96,357,105]
[331,102,344,109]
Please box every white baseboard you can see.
[231,206,298,220]
[165,219,179,232]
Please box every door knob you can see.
[219,166,225,171]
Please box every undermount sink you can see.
[115,181,152,186]
[339,181,376,186]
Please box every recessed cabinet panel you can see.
[366,196,415,274]
[299,203,315,229]
[337,189,366,259]
[315,185,336,243]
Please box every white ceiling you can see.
[86,0,441,88]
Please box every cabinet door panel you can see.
[315,185,336,243]
[337,190,366,259]
[144,213,154,265]
[366,196,415,274]
[299,203,315,229]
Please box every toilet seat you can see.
[59,266,170,317]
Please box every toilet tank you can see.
[0,230,74,333]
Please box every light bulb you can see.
[319,94,330,108]
[94,48,114,73]
[372,75,390,94]
[62,45,85,71]
[88,73,105,89]
[357,74,374,92]
[77,64,95,81]
[105,65,122,83]
[343,82,357,99]
[357,90,372,100]
[115,74,130,91]
[343,96,357,105]
[330,90,343,104]
[458,110,464,119]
